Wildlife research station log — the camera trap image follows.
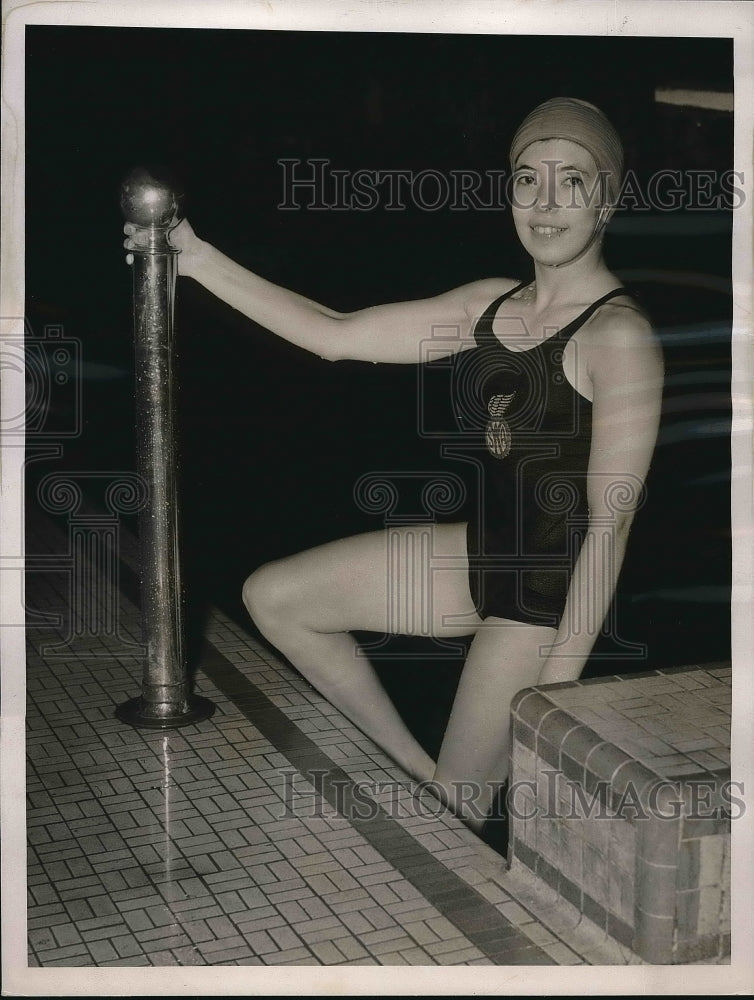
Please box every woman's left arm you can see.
[537,308,664,684]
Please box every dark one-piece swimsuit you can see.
[462,281,634,629]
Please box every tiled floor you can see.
[14,500,735,976]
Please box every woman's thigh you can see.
[435,617,556,784]
[255,522,482,638]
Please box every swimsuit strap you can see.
[472,282,527,347]
[555,286,634,344]
[473,283,634,349]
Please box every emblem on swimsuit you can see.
[485,392,515,459]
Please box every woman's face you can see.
[510,138,605,267]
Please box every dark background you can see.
[25,27,733,755]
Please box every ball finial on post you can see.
[121,168,180,227]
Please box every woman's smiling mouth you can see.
[531,224,568,236]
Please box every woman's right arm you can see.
[127,219,514,365]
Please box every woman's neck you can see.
[530,249,614,310]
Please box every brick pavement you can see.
[17,503,731,970]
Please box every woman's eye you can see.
[515,174,535,186]
[564,176,584,188]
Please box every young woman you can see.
[125,97,663,838]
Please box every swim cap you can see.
[509,97,623,207]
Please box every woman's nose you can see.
[535,180,558,211]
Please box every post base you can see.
[114,694,216,730]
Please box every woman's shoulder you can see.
[458,276,523,321]
[580,294,663,377]
[574,281,652,339]
[590,294,654,341]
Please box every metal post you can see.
[115,168,214,729]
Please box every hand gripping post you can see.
[115,169,215,729]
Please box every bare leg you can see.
[242,523,480,783]
[431,618,556,831]
[243,522,556,832]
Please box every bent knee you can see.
[242,560,298,628]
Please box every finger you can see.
[126,253,134,265]
[123,222,136,235]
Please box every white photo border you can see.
[2,0,752,994]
